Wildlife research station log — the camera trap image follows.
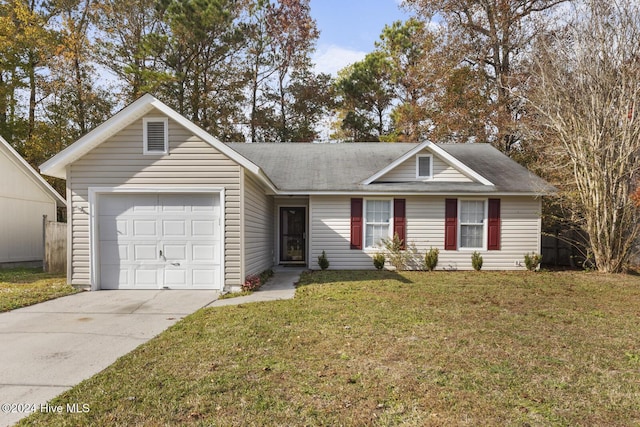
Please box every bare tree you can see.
[528,0,640,272]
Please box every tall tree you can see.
[403,0,569,151]
[527,0,640,272]
[333,51,393,142]
[93,0,163,101]
[148,0,247,140]
[376,18,432,142]
[254,0,322,142]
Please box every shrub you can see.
[242,274,261,292]
[424,247,439,271]
[318,250,330,270]
[373,253,386,270]
[471,251,483,271]
[381,233,410,271]
[524,252,542,271]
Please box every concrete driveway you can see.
[0,290,218,426]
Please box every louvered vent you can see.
[145,120,167,153]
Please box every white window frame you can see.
[363,198,393,250]
[458,198,487,250]
[416,154,433,179]
[143,117,169,155]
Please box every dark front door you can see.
[280,207,306,263]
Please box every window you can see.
[364,199,391,248]
[459,200,485,249]
[143,117,168,154]
[416,154,432,179]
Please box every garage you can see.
[97,192,222,290]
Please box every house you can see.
[0,136,66,267]
[40,94,554,291]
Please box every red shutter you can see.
[393,198,406,250]
[444,198,458,250]
[350,198,363,249]
[488,198,501,250]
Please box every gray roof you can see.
[225,142,554,194]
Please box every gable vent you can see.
[143,118,168,154]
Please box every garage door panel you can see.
[192,244,216,262]
[133,220,158,237]
[193,268,218,287]
[163,244,186,261]
[98,192,221,290]
[162,220,186,236]
[99,218,128,240]
[192,220,216,237]
[164,268,187,287]
[101,267,128,290]
[134,244,158,261]
[134,267,160,287]
[100,241,129,264]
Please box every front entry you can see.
[279,207,306,264]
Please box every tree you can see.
[333,51,393,141]
[93,0,164,101]
[147,0,247,140]
[403,0,569,151]
[376,18,432,142]
[527,0,640,272]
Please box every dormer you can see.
[362,141,493,186]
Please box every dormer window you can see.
[416,154,432,179]
[143,117,168,155]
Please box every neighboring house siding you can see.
[0,147,56,263]
[243,171,274,278]
[68,110,242,288]
[310,195,541,270]
[378,150,472,182]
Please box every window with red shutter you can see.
[393,199,406,250]
[444,198,458,250]
[350,198,363,249]
[487,198,501,250]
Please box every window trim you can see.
[458,198,488,251]
[363,198,394,250]
[416,154,433,180]
[143,117,169,155]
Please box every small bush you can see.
[318,250,330,270]
[471,251,483,271]
[524,252,542,271]
[424,247,439,271]
[241,268,274,292]
[242,274,262,292]
[381,233,409,270]
[373,253,386,270]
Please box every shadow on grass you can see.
[298,269,413,287]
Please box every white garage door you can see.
[98,193,221,290]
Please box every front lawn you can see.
[0,268,77,312]
[20,271,640,426]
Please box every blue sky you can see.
[309,0,413,76]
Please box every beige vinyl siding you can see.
[243,171,274,277]
[309,195,373,269]
[377,150,473,182]
[310,195,541,271]
[68,109,242,288]
[0,146,57,263]
[406,196,541,270]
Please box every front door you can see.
[279,207,306,264]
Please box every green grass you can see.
[19,270,640,426]
[0,268,77,312]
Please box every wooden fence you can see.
[43,215,67,274]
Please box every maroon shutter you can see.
[350,198,363,249]
[444,198,458,250]
[488,198,501,250]
[393,198,406,250]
